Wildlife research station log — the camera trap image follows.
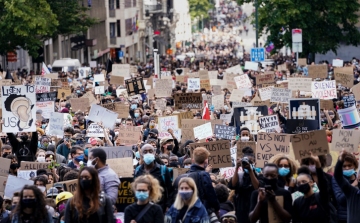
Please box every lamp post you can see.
[255,0,258,47]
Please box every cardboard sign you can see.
[237,141,256,159]
[311,80,337,99]
[115,178,134,212]
[288,78,312,91]
[193,122,213,140]
[115,103,129,119]
[107,157,133,178]
[2,85,36,132]
[4,175,33,198]
[189,140,231,168]
[20,161,50,170]
[342,95,356,108]
[112,64,130,78]
[57,88,71,99]
[229,89,246,102]
[118,126,142,145]
[214,124,236,140]
[200,79,211,91]
[89,146,133,159]
[188,78,200,90]
[0,157,10,176]
[175,111,194,126]
[291,130,329,160]
[158,116,179,132]
[256,133,291,167]
[334,67,353,88]
[212,94,224,109]
[212,85,222,95]
[82,91,97,105]
[258,115,281,133]
[155,79,173,97]
[70,98,90,112]
[155,99,166,111]
[268,196,284,223]
[320,100,334,110]
[308,64,328,79]
[259,86,274,101]
[256,74,275,85]
[88,104,118,129]
[199,70,208,79]
[36,92,58,102]
[298,58,307,66]
[352,83,360,101]
[44,73,58,79]
[86,123,104,137]
[174,93,202,110]
[172,168,189,180]
[181,119,222,141]
[270,88,292,103]
[234,74,252,89]
[48,112,64,136]
[331,129,360,152]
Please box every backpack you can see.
[135,164,167,184]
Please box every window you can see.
[110,22,116,37]
[116,0,120,9]
[117,20,121,37]
[125,19,133,36]
[109,0,114,9]
[133,0,136,7]
[125,0,131,8]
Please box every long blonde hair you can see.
[131,174,163,203]
[173,177,198,210]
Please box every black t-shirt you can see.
[292,193,328,223]
[124,203,164,223]
[249,187,293,223]
[176,205,188,223]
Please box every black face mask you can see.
[80,179,92,190]
[2,153,9,158]
[21,199,36,208]
[263,178,278,189]
[20,135,28,142]
[146,112,151,116]
[297,183,311,194]
[166,145,173,150]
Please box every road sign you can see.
[292,29,302,42]
[118,51,124,59]
[250,48,265,62]
[292,42,303,53]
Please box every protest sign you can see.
[214,124,236,140]
[199,70,209,79]
[200,79,211,91]
[181,119,222,141]
[291,130,329,160]
[174,111,193,127]
[154,99,166,111]
[334,67,354,88]
[107,157,133,178]
[270,88,292,103]
[220,114,232,124]
[36,101,54,119]
[311,80,337,99]
[36,92,57,102]
[308,64,328,79]
[237,141,256,159]
[226,65,244,74]
[212,94,224,109]
[320,100,334,110]
[86,123,105,137]
[88,104,118,129]
[233,106,269,135]
[82,91,97,105]
[0,157,10,177]
[202,94,212,106]
[159,129,181,142]
[188,78,200,90]
[57,88,71,99]
[220,167,244,179]
[172,168,189,180]
[4,175,33,198]
[17,170,37,180]
[174,93,202,109]
[78,67,90,79]
[44,73,58,79]
[193,122,213,140]
[158,116,179,132]
[160,71,171,78]
[298,58,307,66]
[256,74,275,85]
[2,85,36,132]
[342,95,356,108]
[212,85,222,95]
[115,178,134,212]
[234,74,252,89]
[332,59,344,67]
[259,86,274,101]
[233,102,252,107]
[0,176,6,193]
[34,76,51,93]
[256,133,291,167]
[229,89,246,102]
[154,79,172,97]
[288,78,312,91]
[61,179,78,194]
[245,61,259,70]
[258,115,281,133]
[114,103,129,119]
[48,112,64,136]
[331,129,360,152]
[352,83,360,101]
[89,146,133,159]
[118,126,142,145]
[112,64,130,78]
[20,161,50,170]
[189,140,231,168]
[70,98,90,112]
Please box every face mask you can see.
[184,165,191,168]
[343,169,356,177]
[11,205,16,211]
[76,90,81,94]
[166,145,173,150]
[135,151,141,159]
[20,135,28,141]
[134,113,140,118]
[87,158,97,168]
[5,204,11,211]
[75,154,84,162]
[2,153,9,158]
[241,136,249,142]
[58,203,66,213]
[135,191,149,201]
[37,157,46,162]
[179,190,193,200]
[297,183,311,194]
[263,178,278,189]
[21,199,37,208]
[149,123,155,128]
[224,105,228,110]
[143,153,155,165]
[131,104,138,109]
[80,179,92,190]
[41,124,47,129]
[308,165,316,173]
[254,167,261,173]
[278,167,290,176]
[42,142,49,148]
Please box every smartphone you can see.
[264,185,272,191]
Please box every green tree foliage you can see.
[0,0,58,57]
[237,0,360,56]
[189,0,213,19]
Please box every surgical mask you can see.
[75,154,84,162]
[184,165,191,168]
[87,158,97,168]
[308,165,316,173]
[76,90,81,94]
[241,136,249,141]
[134,113,139,118]
[297,183,311,194]
[131,104,138,109]
[343,169,356,177]
[135,151,141,159]
[254,167,261,173]
[37,157,46,162]
[179,190,193,200]
[41,124,47,129]
[278,167,290,176]
[143,153,155,165]
[135,191,149,201]
[224,105,228,110]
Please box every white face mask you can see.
[241,136,250,142]
[37,157,46,162]
[87,158,96,168]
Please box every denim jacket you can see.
[165,198,209,223]
[11,211,53,223]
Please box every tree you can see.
[237,0,360,57]
[189,0,213,19]
[0,0,58,57]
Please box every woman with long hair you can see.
[64,167,113,223]
[10,185,53,223]
[165,177,209,223]
[270,154,299,192]
[124,174,164,223]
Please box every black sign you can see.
[232,106,268,135]
[214,124,236,140]
[287,98,320,132]
[36,92,58,102]
[285,119,320,134]
[115,177,134,212]
[342,95,356,108]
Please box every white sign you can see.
[18,170,37,180]
[332,59,344,67]
[86,123,104,137]
[219,167,243,179]
[35,101,54,119]
[112,64,131,78]
[187,78,200,90]
[193,122,213,140]
[258,115,281,133]
[244,61,259,70]
[311,80,337,99]
[88,104,118,129]
[161,71,171,77]
[158,116,179,132]
[292,29,302,42]
[95,86,105,94]
[258,86,274,101]
[94,74,105,82]
[2,85,36,132]
[234,75,252,89]
[48,112,64,136]
[79,67,91,79]
[288,78,312,91]
[4,175,34,198]
[225,65,244,75]
[34,77,51,93]
[270,88,292,103]
[158,129,182,142]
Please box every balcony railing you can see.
[109,9,115,18]
[110,37,117,45]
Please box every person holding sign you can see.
[7,132,38,163]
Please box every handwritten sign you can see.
[193,122,213,140]
[116,178,134,212]
[256,133,291,167]
[158,116,179,132]
[308,64,328,79]
[36,92,57,102]
[155,79,172,97]
[57,88,71,99]
[118,126,142,145]
[112,64,130,78]
[237,141,256,159]
[258,115,281,133]
[270,88,292,103]
[17,170,37,180]
[4,175,33,198]
[70,98,90,112]
[107,157,133,178]
[199,70,208,79]
[331,129,360,152]
[212,85,222,95]
[229,89,245,102]
[34,77,51,93]
[234,74,252,89]
[35,101,54,119]
[188,78,200,90]
[334,67,353,88]
[214,124,236,140]
[0,157,10,177]
[291,130,329,160]
[311,80,337,99]
[200,79,211,91]
[155,99,166,111]
[320,100,334,110]
[189,140,231,168]
[181,119,222,141]
[62,179,78,194]
[174,93,202,109]
[342,95,356,108]
[20,161,50,170]
[89,146,133,159]
[212,94,224,109]
[256,74,275,85]
[48,112,64,136]
[88,104,118,129]
[288,78,312,91]
[259,86,274,101]
[86,123,104,137]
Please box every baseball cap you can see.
[160,136,173,146]
[46,187,59,197]
[149,129,159,135]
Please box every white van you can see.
[52,58,81,72]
